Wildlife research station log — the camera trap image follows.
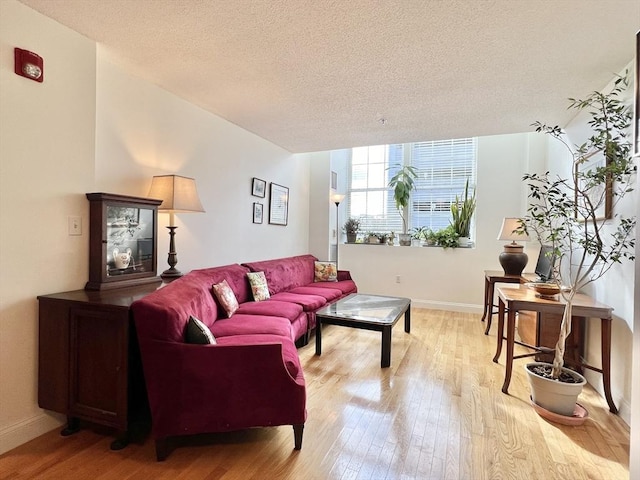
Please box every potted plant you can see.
[519,74,636,417]
[410,226,429,245]
[424,228,437,246]
[343,217,360,243]
[388,165,418,246]
[433,225,459,249]
[450,179,476,246]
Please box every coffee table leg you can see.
[381,326,391,368]
[315,318,322,356]
[404,305,411,333]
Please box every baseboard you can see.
[412,299,483,314]
[0,411,64,455]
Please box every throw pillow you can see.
[247,271,270,301]
[185,315,217,345]
[314,261,338,282]
[212,279,239,317]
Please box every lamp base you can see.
[161,268,183,282]
[499,244,528,276]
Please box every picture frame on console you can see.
[252,177,266,198]
[269,183,289,226]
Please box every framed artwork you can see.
[252,177,266,198]
[253,202,263,224]
[269,183,289,226]
[635,31,639,155]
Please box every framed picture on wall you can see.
[634,31,639,155]
[268,183,289,226]
[252,177,266,198]
[253,202,263,224]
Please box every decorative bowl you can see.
[527,282,561,297]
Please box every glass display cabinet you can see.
[85,193,163,290]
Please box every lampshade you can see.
[148,175,205,213]
[497,217,529,243]
[331,193,346,204]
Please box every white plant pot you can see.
[525,362,586,416]
[458,236,471,247]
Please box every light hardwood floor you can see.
[0,309,630,479]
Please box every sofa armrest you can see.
[139,340,306,439]
[337,270,353,281]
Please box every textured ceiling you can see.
[19,0,640,153]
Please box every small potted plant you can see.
[433,225,459,249]
[519,73,636,417]
[450,179,476,246]
[343,217,360,243]
[388,165,418,246]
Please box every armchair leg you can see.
[293,424,304,450]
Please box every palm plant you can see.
[388,165,418,234]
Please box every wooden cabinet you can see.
[38,284,159,449]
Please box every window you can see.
[346,138,476,234]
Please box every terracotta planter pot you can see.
[525,362,586,416]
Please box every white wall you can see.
[0,0,310,454]
[0,0,97,453]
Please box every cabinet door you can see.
[69,307,128,429]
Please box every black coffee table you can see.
[314,293,411,368]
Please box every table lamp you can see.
[497,217,530,275]
[148,175,205,281]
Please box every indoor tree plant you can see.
[450,178,476,246]
[519,73,636,416]
[388,165,418,246]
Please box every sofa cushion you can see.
[212,279,239,317]
[185,316,217,344]
[311,279,357,295]
[236,300,303,321]
[289,286,342,302]
[247,271,270,301]
[270,292,327,311]
[210,314,293,339]
[215,334,301,378]
[314,261,337,282]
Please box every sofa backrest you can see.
[191,263,253,305]
[242,254,318,295]
[132,269,220,343]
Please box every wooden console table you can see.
[38,283,160,449]
[480,270,530,334]
[492,285,616,413]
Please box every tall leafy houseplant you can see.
[388,165,418,244]
[520,74,636,384]
[450,179,476,240]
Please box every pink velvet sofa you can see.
[131,254,356,460]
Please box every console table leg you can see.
[601,317,618,414]
[501,307,517,394]
[484,281,496,334]
[481,277,490,322]
[110,431,130,450]
[493,299,506,363]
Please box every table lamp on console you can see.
[148,174,205,281]
[497,217,530,276]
